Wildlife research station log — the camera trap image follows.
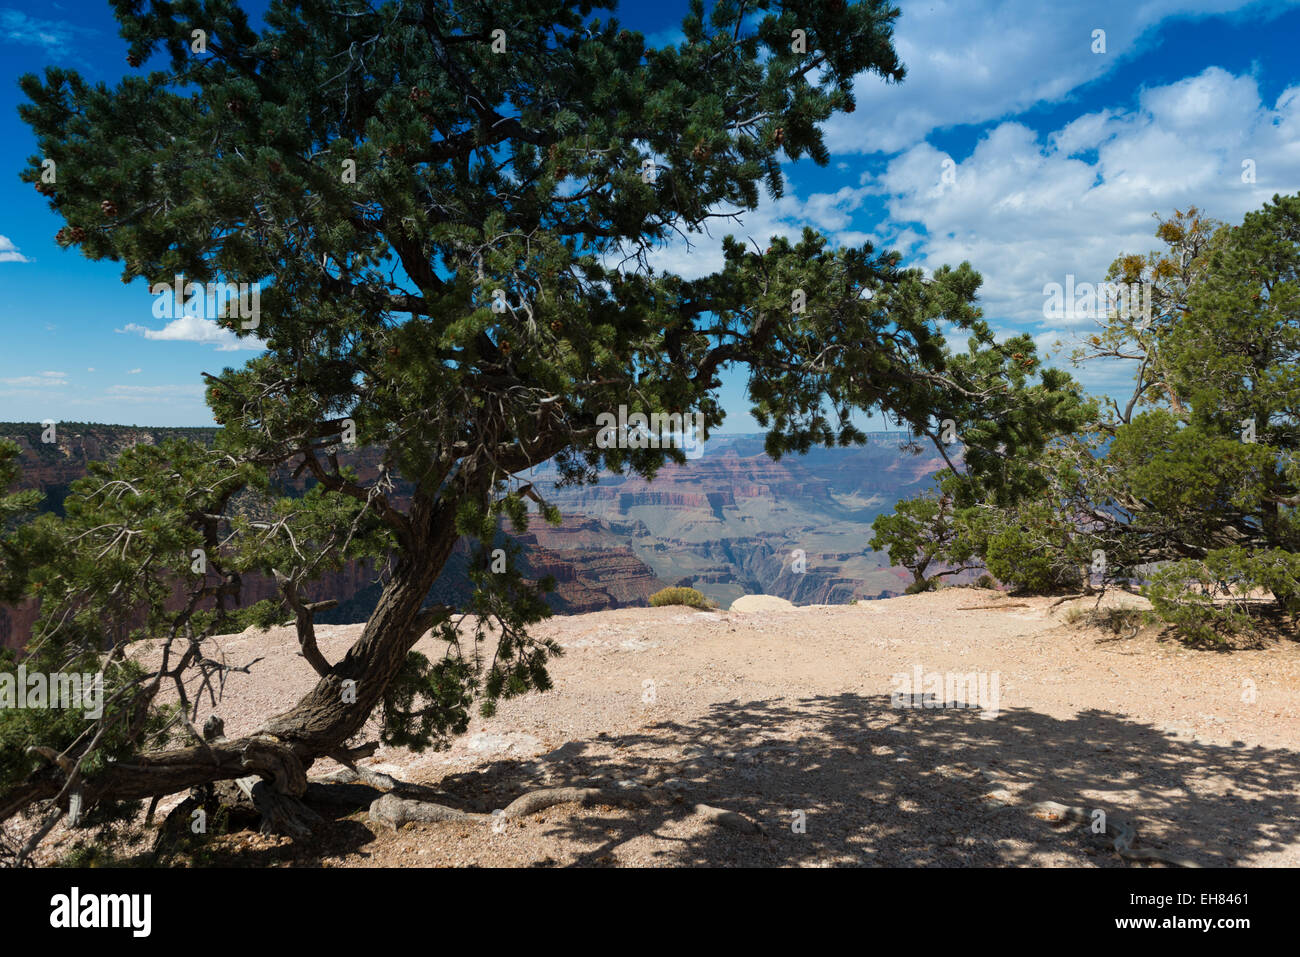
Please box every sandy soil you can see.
[25,589,1300,867]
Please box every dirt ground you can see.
[25,588,1300,867]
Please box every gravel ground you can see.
[21,589,1300,867]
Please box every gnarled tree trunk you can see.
[7,499,464,834]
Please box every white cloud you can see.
[105,384,205,402]
[3,376,65,387]
[0,235,30,263]
[127,368,142,374]
[117,315,262,352]
[640,26,686,50]
[870,68,1300,328]
[0,9,90,52]
[824,0,1300,154]
[0,370,68,393]
[621,65,1299,410]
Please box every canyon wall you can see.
[1,424,955,649]
[0,424,665,650]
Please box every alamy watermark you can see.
[150,274,260,329]
[891,664,1000,719]
[1043,276,1152,324]
[49,887,151,937]
[595,406,705,459]
[0,666,104,719]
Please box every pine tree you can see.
[5,0,1080,844]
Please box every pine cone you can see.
[773,127,785,146]
[126,53,142,67]
[35,182,56,197]
[100,200,117,217]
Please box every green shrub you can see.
[983,524,1081,594]
[983,527,1054,592]
[649,586,710,609]
[1144,548,1300,644]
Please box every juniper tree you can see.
[1119,197,1300,637]
[1053,199,1300,625]
[875,197,1300,638]
[868,476,975,592]
[5,0,1082,845]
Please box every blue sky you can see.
[1,0,1298,428]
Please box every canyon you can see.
[0,424,951,650]
[519,433,952,607]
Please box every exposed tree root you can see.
[369,793,487,827]
[1027,800,1200,868]
[692,803,765,833]
[365,783,764,837]
[248,780,323,841]
[977,766,1200,867]
[313,765,401,791]
[501,786,655,819]
[310,764,457,804]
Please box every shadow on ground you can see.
[126,693,1298,867]
[430,694,1300,867]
